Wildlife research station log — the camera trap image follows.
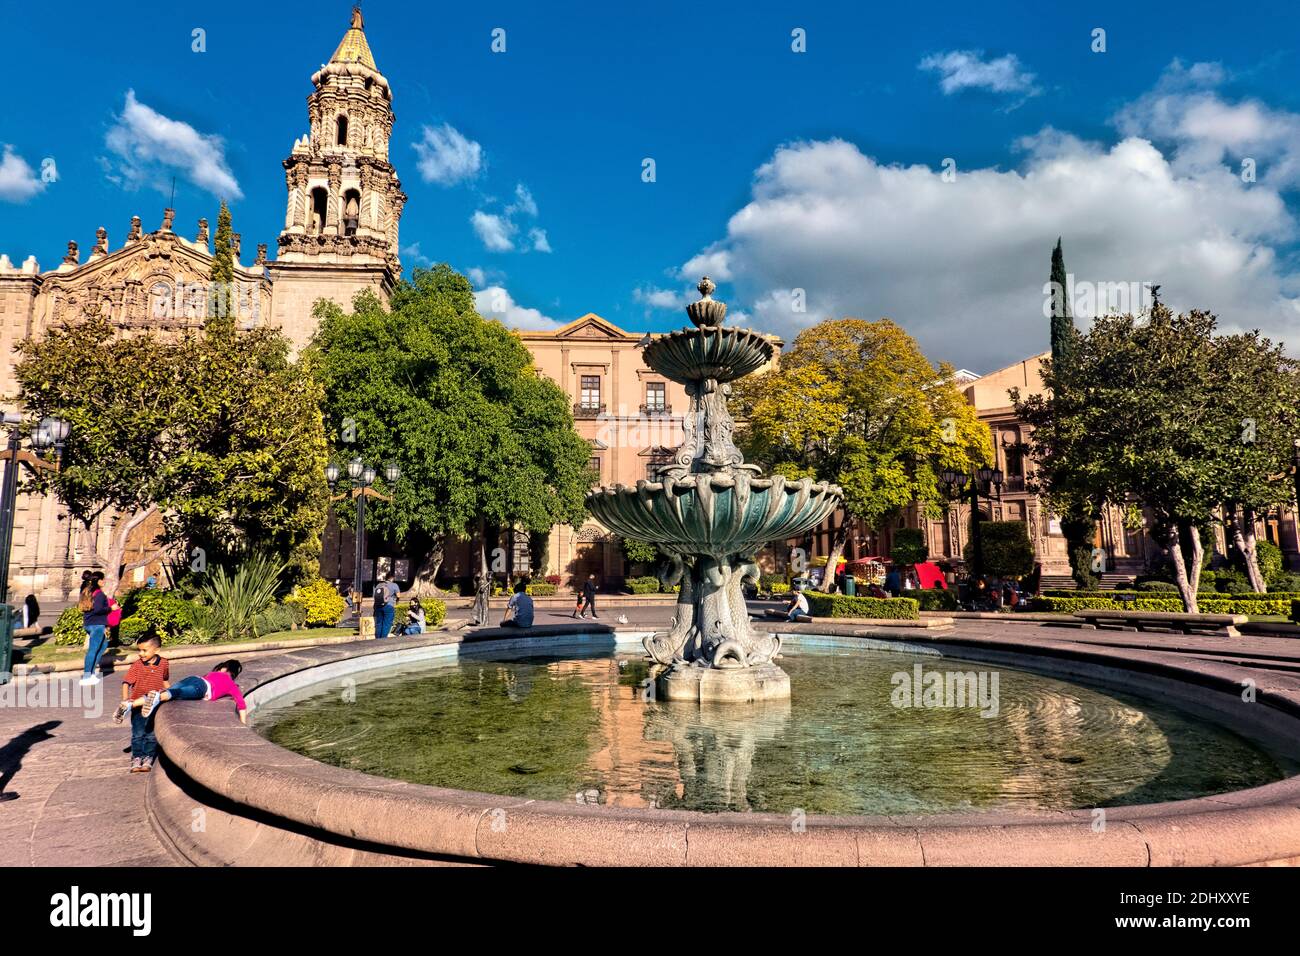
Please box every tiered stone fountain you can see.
[585,278,843,702]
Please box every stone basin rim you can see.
[150,626,1300,867]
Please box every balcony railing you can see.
[639,403,673,416]
[574,403,606,419]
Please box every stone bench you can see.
[1071,609,1249,637]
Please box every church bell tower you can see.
[268,6,405,347]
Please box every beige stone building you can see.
[0,9,404,600]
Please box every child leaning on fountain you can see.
[115,659,249,726]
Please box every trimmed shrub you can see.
[284,577,347,627]
[118,616,150,645]
[767,582,791,595]
[1255,540,1285,587]
[627,576,660,594]
[527,582,557,596]
[1137,581,1180,592]
[53,606,87,646]
[127,589,206,644]
[1031,595,1291,616]
[966,521,1035,580]
[544,574,562,586]
[902,588,959,612]
[1214,570,1253,594]
[804,593,919,620]
[424,599,447,627]
[1272,572,1300,594]
[1042,589,1300,601]
[254,603,299,636]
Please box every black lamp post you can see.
[940,466,1004,582]
[326,457,399,620]
[0,413,69,605]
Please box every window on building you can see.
[587,456,601,477]
[580,375,601,410]
[336,114,349,146]
[645,381,666,411]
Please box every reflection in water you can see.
[258,648,1295,815]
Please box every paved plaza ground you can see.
[4,602,1300,867]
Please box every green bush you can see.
[804,593,919,620]
[1272,572,1300,594]
[1031,595,1291,616]
[1214,570,1252,594]
[284,577,346,626]
[254,603,299,636]
[127,589,206,644]
[966,521,1035,579]
[424,599,446,627]
[890,528,928,566]
[526,582,557,596]
[767,582,791,595]
[901,588,959,611]
[1292,599,1300,624]
[200,553,285,641]
[1137,581,1180,592]
[53,606,86,646]
[1043,589,1300,601]
[118,616,150,645]
[1255,540,1285,586]
[627,576,660,594]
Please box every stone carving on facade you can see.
[128,215,142,241]
[63,241,79,265]
[91,227,108,258]
[196,218,209,246]
[161,208,175,232]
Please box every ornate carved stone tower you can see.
[268,6,405,348]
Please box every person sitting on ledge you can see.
[117,659,248,726]
[403,597,426,635]
[502,579,534,629]
[785,587,810,623]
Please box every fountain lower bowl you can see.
[584,472,843,556]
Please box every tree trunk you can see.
[819,524,849,593]
[1229,506,1267,593]
[1187,521,1204,596]
[92,504,164,598]
[1166,522,1199,614]
[528,529,551,580]
[411,534,446,597]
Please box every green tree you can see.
[622,537,659,567]
[208,200,235,333]
[734,318,991,591]
[1014,303,1295,612]
[1048,238,1075,365]
[309,264,591,594]
[890,527,928,581]
[15,316,328,591]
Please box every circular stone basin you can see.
[255,643,1296,816]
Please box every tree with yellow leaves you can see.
[733,318,991,590]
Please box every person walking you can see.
[574,573,599,619]
[372,574,399,639]
[79,571,114,686]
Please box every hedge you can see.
[1042,589,1300,601]
[1031,595,1292,616]
[804,593,919,620]
[626,576,660,594]
[526,582,557,597]
[901,588,959,612]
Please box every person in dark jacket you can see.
[575,574,599,619]
[79,572,111,685]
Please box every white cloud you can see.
[412,123,483,186]
[528,227,552,253]
[634,285,687,310]
[678,118,1300,370]
[919,50,1039,97]
[508,182,538,217]
[1114,60,1300,189]
[104,90,242,199]
[0,145,45,202]
[471,183,551,253]
[471,210,516,251]
[400,241,432,267]
[475,284,562,330]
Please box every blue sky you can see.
[3,0,1299,370]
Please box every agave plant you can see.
[199,553,286,641]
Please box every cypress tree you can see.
[1049,237,1073,364]
[208,201,235,333]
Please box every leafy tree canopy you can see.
[309,264,591,548]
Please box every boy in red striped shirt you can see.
[116,634,169,773]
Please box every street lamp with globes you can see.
[326,457,400,621]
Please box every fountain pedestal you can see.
[658,661,791,703]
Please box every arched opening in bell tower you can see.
[336,114,349,146]
[342,189,361,236]
[309,187,329,236]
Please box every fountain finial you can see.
[686,275,727,328]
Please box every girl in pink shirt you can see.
[133,660,249,725]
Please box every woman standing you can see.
[79,572,114,686]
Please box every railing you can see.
[574,403,606,419]
[639,404,672,416]
[1002,475,1026,492]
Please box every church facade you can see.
[0,9,406,599]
